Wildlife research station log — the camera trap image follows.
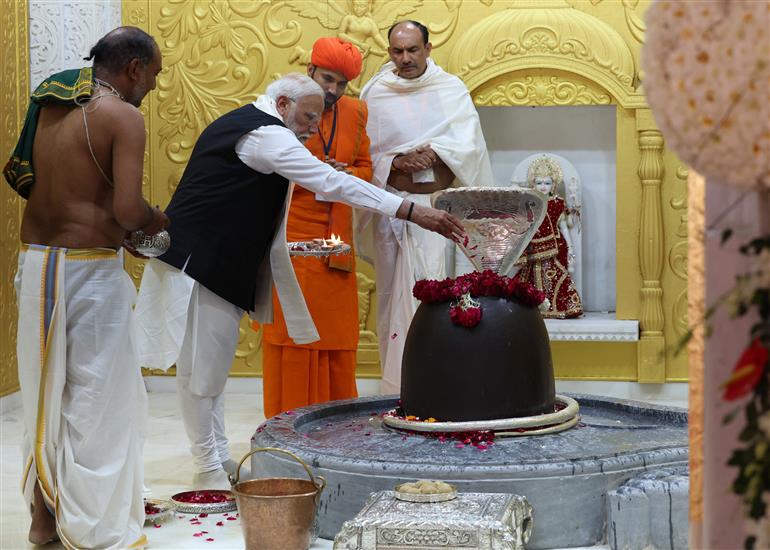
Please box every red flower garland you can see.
[449,296,483,328]
[413,270,545,328]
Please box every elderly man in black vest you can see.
[135,72,463,488]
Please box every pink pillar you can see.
[700,181,767,548]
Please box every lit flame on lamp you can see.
[327,233,343,246]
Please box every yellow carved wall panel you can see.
[119,0,687,382]
[0,0,28,397]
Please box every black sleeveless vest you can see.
[159,105,290,311]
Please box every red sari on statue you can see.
[257,96,372,418]
[514,195,583,319]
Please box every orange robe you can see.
[259,95,372,418]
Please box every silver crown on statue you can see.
[130,229,171,257]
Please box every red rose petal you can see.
[199,513,208,517]
[216,521,224,526]
[226,516,237,521]
[154,524,161,528]
[206,539,214,542]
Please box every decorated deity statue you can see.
[514,155,583,319]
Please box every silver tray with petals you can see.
[288,241,351,257]
[170,490,237,514]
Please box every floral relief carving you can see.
[669,165,688,337]
[156,1,270,163]
[475,75,611,106]
[670,165,688,238]
[264,2,303,48]
[573,0,646,44]
[29,1,121,90]
[619,0,646,43]
[235,323,263,370]
[460,28,633,88]
[278,0,425,94]
[449,6,637,104]
[356,271,376,341]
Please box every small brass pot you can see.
[230,447,326,550]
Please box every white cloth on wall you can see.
[359,59,493,393]
[16,245,146,549]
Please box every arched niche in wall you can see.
[447,3,671,382]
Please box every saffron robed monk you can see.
[4,27,167,548]
[257,37,374,418]
[135,71,464,490]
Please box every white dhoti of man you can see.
[15,244,147,549]
[359,59,494,394]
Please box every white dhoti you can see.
[135,259,243,473]
[15,245,147,549]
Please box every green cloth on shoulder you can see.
[3,67,94,199]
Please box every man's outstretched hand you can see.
[398,201,466,243]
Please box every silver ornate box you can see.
[333,491,533,550]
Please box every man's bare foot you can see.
[29,483,58,545]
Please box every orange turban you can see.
[310,37,363,81]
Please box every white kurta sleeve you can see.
[236,125,403,218]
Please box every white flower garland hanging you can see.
[641,0,769,190]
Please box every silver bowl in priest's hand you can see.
[129,229,171,257]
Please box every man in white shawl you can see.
[359,20,493,394]
[11,28,166,548]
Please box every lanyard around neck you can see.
[319,104,338,159]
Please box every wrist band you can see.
[406,201,415,221]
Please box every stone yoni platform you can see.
[250,394,688,550]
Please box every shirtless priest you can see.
[6,27,166,547]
